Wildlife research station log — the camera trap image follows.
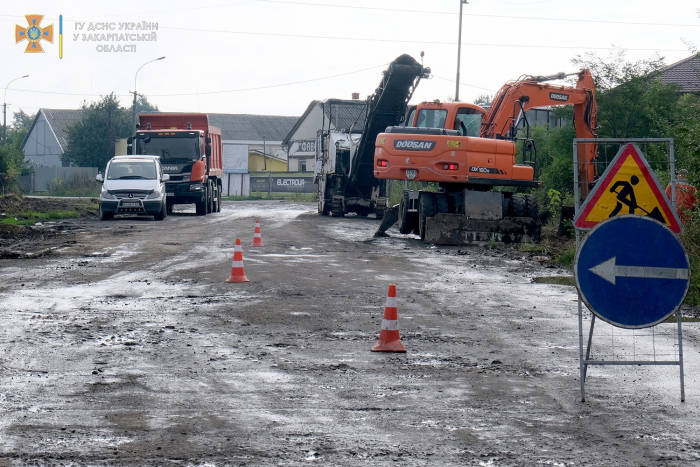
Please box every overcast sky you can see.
[2,0,698,121]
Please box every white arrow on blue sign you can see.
[589,256,689,285]
[574,215,690,329]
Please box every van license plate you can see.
[121,202,140,207]
[405,169,418,180]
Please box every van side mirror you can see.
[96,173,104,183]
[162,173,170,182]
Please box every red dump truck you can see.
[128,113,223,215]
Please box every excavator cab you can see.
[405,102,485,137]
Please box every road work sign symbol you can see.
[574,215,690,329]
[574,144,680,233]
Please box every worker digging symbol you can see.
[608,175,665,223]
[609,175,640,217]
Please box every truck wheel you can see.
[418,192,436,240]
[525,194,539,221]
[167,202,173,215]
[196,194,207,215]
[512,194,526,217]
[217,185,222,212]
[206,182,213,214]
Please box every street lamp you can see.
[131,56,165,133]
[3,74,29,146]
[455,0,468,102]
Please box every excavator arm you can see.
[481,69,598,197]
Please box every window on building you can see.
[299,159,307,172]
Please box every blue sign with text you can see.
[574,215,690,328]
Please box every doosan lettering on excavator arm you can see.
[128,113,224,216]
[373,69,597,244]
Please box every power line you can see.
[1,3,697,28]
[147,63,389,96]
[432,76,497,93]
[160,26,689,52]
[4,63,390,99]
[259,1,700,27]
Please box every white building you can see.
[283,98,368,172]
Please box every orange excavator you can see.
[373,69,598,243]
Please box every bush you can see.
[680,215,700,306]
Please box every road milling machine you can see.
[373,69,598,244]
[315,54,430,218]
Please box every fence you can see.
[249,173,316,194]
[19,167,99,194]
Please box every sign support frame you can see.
[573,138,685,402]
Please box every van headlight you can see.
[146,190,162,199]
[101,189,116,200]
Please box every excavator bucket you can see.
[374,205,399,237]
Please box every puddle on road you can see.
[532,276,575,286]
[196,202,315,228]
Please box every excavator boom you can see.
[481,69,598,196]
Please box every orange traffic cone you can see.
[226,238,249,283]
[251,219,265,247]
[371,284,406,352]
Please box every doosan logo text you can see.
[394,140,436,151]
[549,92,569,102]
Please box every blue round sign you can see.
[574,215,690,329]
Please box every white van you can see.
[96,155,170,221]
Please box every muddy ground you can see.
[1,196,700,466]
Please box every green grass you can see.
[554,245,576,267]
[519,243,547,253]
[2,210,83,225]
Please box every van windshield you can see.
[107,161,158,180]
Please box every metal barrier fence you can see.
[19,166,99,194]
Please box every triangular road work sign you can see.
[574,143,681,233]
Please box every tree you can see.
[473,94,492,107]
[62,93,130,169]
[13,109,34,131]
[571,48,678,139]
[0,144,26,193]
[62,93,158,170]
[0,109,34,193]
[134,94,159,116]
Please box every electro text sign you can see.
[574,144,680,233]
[574,215,690,329]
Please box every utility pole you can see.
[263,137,267,171]
[3,75,29,145]
[455,0,468,102]
[130,57,165,133]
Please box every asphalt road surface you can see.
[1,201,700,466]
